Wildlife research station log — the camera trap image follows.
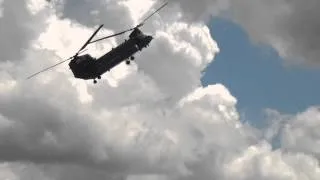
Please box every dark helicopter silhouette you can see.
[27,2,168,84]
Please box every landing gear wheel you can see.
[126,60,130,65]
[130,56,135,60]
[97,75,101,79]
[93,79,97,84]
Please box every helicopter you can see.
[27,1,168,84]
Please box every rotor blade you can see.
[78,48,88,55]
[89,27,135,44]
[87,2,168,44]
[137,1,168,27]
[26,57,72,79]
[77,24,104,54]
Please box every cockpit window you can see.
[75,54,94,64]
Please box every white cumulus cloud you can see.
[0,0,319,180]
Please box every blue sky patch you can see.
[202,17,320,127]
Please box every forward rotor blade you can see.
[77,24,104,54]
[137,1,168,27]
[26,57,72,79]
[89,27,135,44]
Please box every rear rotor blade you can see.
[89,27,135,44]
[76,24,104,54]
[137,1,168,27]
[26,57,73,79]
[88,2,168,44]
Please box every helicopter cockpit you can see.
[68,54,97,79]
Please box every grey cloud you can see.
[0,83,96,165]
[0,0,47,62]
[278,0,320,65]
[51,0,135,31]
[0,163,127,180]
[168,0,228,22]
[280,106,320,157]
[0,82,162,175]
[38,164,127,180]
[226,0,320,66]
[165,0,320,66]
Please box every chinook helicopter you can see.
[27,1,168,84]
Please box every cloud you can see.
[0,0,48,62]
[161,0,228,22]
[223,141,320,180]
[224,0,320,66]
[49,0,156,35]
[0,0,3,17]
[272,107,320,157]
[1,0,320,180]
[0,0,220,178]
[164,0,320,66]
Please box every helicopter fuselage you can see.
[26,2,167,82]
[68,30,153,81]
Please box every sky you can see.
[202,17,320,128]
[0,0,320,180]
